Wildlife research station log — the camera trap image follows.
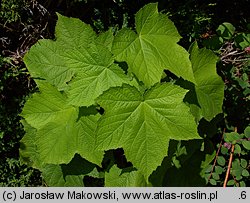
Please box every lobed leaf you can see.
[21,82,103,166]
[112,3,195,87]
[96,83,200,180]
[24,14,129,106]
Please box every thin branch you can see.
[222,58,248,63]
[223,127,237,187]
[0,23,14,32]
[220,50,239,60]
[223,144,235,187]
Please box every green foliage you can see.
[112,3,195,86]
[96,83,200,180]
[41,154,97,186]
[19,3,226,186]
[0,0,29,23]
[105,165,147,187]
[204,23,250,187]
[203,22,250,136]
[0,54,41,186]
[0,2,47,186]
[162,1,214,45]
[0,0,247,188]
[0,158,40,186]
[205,126,250,187]
[217,22,236,40]
[20,82,103,166]
[188,42,224,121]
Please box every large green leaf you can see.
[105,165,147,187]
[24,14,129,106]
[189,42,224,121]
[112,3,195,86]
[21,82,76,129]
[21,82,103,165]
[96,83,200,180]
[23,13,95,89]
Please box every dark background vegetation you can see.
[0,0,249,186]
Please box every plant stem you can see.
[223,127,237,187]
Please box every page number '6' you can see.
[240,191,246,199]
